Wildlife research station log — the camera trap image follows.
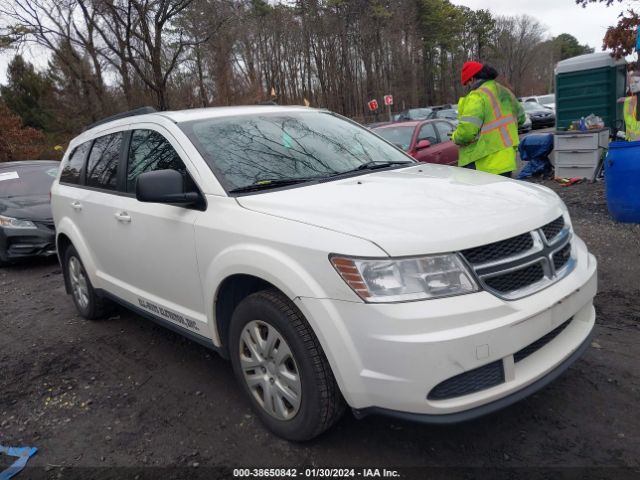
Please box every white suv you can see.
[51,106,597,441]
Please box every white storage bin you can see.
[555,164,597,179]
[555,149,602,167]
[554,129,609,151]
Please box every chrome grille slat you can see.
[483,262,545,294]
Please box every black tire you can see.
[62,245,110,320]
[229,290,345,441]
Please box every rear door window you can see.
[60,142,91,185]
[127,129,192,193]
[86,133,123,191]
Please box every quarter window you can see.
[86,133,123,190]
[60,142,91,184]
[127,130,190,193]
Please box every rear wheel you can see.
[229,290,345,441]
[63,245,109,320]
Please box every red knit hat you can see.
[461,61,484,85]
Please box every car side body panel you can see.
[194,195,384,346]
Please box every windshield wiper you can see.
[345,160,415,174]
[228,177,320,194]
[228,161,414,193]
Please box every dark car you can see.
[0,161,59,266]
[522,102,555,129]
[519,114,533,134]
[373,120,458,166]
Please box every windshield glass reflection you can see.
[180,111,414,191]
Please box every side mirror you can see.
[136,169,200,205]
[416,139,431,150]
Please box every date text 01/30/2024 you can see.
[233,469,401,478]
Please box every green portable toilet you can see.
[555,52,627,130]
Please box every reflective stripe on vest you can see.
[478,86,517,148]
[460,115,483,127]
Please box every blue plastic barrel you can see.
[605,141,640,223]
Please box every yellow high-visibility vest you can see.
[624,96,640,141]
[452,80,524,175]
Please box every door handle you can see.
[114,211,132,223]
[71,201,82,211]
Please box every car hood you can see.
[529,109,554,116]
[237,165,565,257]
[0,195,53,222]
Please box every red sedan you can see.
[373,120,459,166]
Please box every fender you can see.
[56,216,101,290]
[203,243,332,345]
[202,243,367,399]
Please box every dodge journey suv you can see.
[51,106,597,441]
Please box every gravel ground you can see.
[1,179,639,479]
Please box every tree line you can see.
[0,0,593,160]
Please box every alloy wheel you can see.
[239,320,302,420]
[68,256,89,310]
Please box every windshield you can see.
[0,164,59,197]
[373,126,415,151]
[408,108,433,120]
[523,102,544,112]
[538,95,555,105]
[181,111,414,192]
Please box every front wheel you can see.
[229,290,345,441]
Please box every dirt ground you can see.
[1,179,639,479]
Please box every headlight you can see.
[0,215,37,229]
[331,254,479,303]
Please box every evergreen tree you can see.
[553,33,594,60]
[0,55,54,130]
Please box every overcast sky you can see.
[451,0,625,50]
[0,0,629,84]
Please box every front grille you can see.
[484,262,545,294]
[460,216,574,300]
[553,243,572,271]
[461,232,533,265]
[428,360,505,400]
[542,216,565,243]
[514,319,572,363]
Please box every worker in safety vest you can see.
[623,72,640,141]
[452,62,526,177]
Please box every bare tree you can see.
[488,15,547,96]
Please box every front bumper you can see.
[295,235,597,419]
[0,222,56,263]
[352,325,593,424]
[531,118,556,128]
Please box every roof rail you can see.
[83,106,157,131]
